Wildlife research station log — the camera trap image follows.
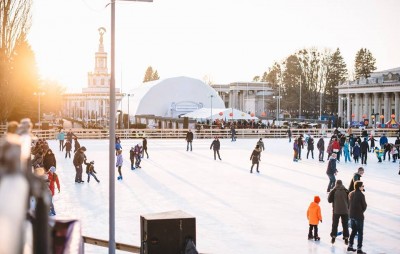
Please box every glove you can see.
[320,220,322,223]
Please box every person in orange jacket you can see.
[307,196,322,241]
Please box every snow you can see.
[50,137,400,254]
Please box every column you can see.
[338,95,343,118]
[363,93,369,122]
[395,92,399,122]
[384,92,390,123]
[354,94,360,122]
[347,94,351,124]
[373,93,379,115]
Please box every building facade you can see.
[337,67,400,126]
[62,28,123,127]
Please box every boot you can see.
[308,234,313,240]
[331,237,335,244]
[347,246,356,252]
[344,237,348,245]
[314,236,320,241]
[357,250,366,254]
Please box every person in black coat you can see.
[347,181,367,253]
[210,137,221,160]
[73,146,86,183]
[63,140,72,158]
[348,167,364,192]
[297,136,304,160]
[328,179,350,244]
[317,137,325,162]
[186,129,194,151]
[250,145,262,173]
[326,153,338,193]
[43,149,56,171]
[142,137,149,159]
[360,138,369,165]
[307,135,314,159]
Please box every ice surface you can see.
[50,137,400,254]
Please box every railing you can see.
[1,126,398,140]
[82,236,140,253]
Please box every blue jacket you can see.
[57,132,65,140]
[379,136,388,146]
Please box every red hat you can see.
[314,196,320,203]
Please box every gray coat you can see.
[328,184,349,214]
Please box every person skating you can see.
[84,160,100,183]
[326,153,338,193]
[297,135,304,160]
[230,125,236,141]
[343,139,351,163]
[347,181,367,254]
[73,137,81,153]
[116,149,123,180]
[368,135,377,152]
[257,138,265,151]
[73,146,86,183]
[317,137,325,162]
[47,166,60,216]
[328,179,349,245]
[57,129,65,151]
[353,142,361,163]
[66,129,76,143]
[293,139,299,162]
[210,137,222,160]
[63,140,72,158]
[43,149,56,172]
[307,135,314,159]
[307,196,322,241]
[360,138,369,165]
[115,135,122,155]
[332,138,341,162]
[250,145,261,173]
[186,129,194,151]
[130,147,135,170]
[374,147,383,162]
[287,127,292,143]
[348,167,364,193]
[142,137,149,159]
[134,143,142,168]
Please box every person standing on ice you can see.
[250,144,261,173]
[129,147,135,170]
[185,129,194,151]
[210,137,222,160]
[326,153,338,193]
[317,137,325,162]
[348,167,364,193]
[142,137,149,159]
[116,149,123,180]
[63,140,72,159]
[347,181,367,254]
[73,146,86,183]
[307,195,322,241]
[257,138,265,151]
[84,160,100,183]
[328,179,349,245]
[306,135,314,159]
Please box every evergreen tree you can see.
[354,48,376,79]
[143,66,160,83]
[152,70,160,81]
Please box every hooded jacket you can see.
[250,148,261,163]
[307,202,322,225]
[328,184,349,214]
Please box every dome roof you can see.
[125,76,225,118]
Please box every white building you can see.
[62,27,123,127]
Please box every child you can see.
[374,147,383,163]
[47,166,60,216]
[84,160,100,183]
[353,142,361,163]
[307,196,322,241]
[391,145,398,163]
[343,140,351,163]
[293,139,299,162]
[134,143,142,168]
[63,140,72,158]
[116,149,123,180]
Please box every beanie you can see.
[314,196,320,203]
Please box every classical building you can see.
[337,67,400,126]
[62,28,123,127]
[211,82,274,117]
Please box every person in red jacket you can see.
[332,138,341,162]
[307,196,322,241]
[47,166,60,216]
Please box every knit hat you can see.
[314,196,320,203]
[50,166,56,173]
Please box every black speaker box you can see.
[140,210,196,254]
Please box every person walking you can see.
[57,129,65,151]
[116,149,123,180]
[326,153,338,193]
[63,140,72,159]
[73,146,86,183]
[307,135,314,159]
[257,138,265,151]
[347,181,367,254]
[348,167,364,193]
[307,196,322,241]
[84,160,100,183]
[142,137,149,159]
[250,144,261,173]
[317,137,325,162]
[360,138,369,165]
[210,137,222,160]
[186,129,194,151]
[328,179,349,245]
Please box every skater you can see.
[347,181,367,254]
[230,125,236,141]
[326,139,333,160]
[328,179,349,244]
[306,135,314,159]
[43,149,56,172]
[57,129,65,151]
[115,135,122,155]
[353,142,361,163]
[250,144,261,173]
[134,143,142,168]
[307,196,322,241]
[73,146,86,183]
[116,149,123,180]
[360,138,369,165]
[326,153,338,193]
[317,137,325,162]
[368,135,377,152]
[297,135,304,160]
[293,139,299,162]
[84,160,100,183]
[210,137,222,160]
[73,137,81,153]
[66,129,76,143]
[130,147,135,170]
[348,167,364,193]
[186,129,194,151]
[47,166,60,216]
[391,144,398,162]
[142,137,149,159]
[379,133,388,154]
[63,140,72,158]
[287,127,292,143]
[374,147,383,162]
[332,138,341,162]
[343,139,351,163]
[257,138,265,151]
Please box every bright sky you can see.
[29,0,400,92]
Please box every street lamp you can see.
[126,93,134,130]
[272,96,282,122]
[210,95,214,137]
[33,92,45,129]
[108,1,152,253]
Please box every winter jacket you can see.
[74,139,81,152]
[317,138,324,151]
[379,135,388,147]
[43,150,56,170]
[307,202,322,225]
[360,140,369,153]
[73,149,86,167]
[349,189,367,220]
[332,140,340,151]
[348,173,362,192]
[250,148,261,164]
[116,154,123,167]
[343,142,350,154]
[63,141,72,152]
[353,145,361,157]
[368,137,377,147]
[257,140,265,151]
[210,139,221,151]
[130,149,135,160]
[326,158,337,175]
[328,184,349,214]
[47,172,60,196]
[326,141,333,154]
[57,132,65,141]
[186,131,194,142]
[115,142,122,151]
[143,138,148,149]
[84,161,96,174]
[307,137,314,150]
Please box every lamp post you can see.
[273,96,282,122]
[33,92,45,129]
[210,95,214,137]
[108,1,152,253]
[126,93,134,130]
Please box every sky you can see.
[28,0,400,92]
[46,137,399,254]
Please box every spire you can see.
[98,27,106,52]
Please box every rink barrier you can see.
[0,126,398,139]
[82,236,140,253]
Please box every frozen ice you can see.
[50,137,400,254]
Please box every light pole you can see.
[108,1,152,253]
[33,92,45,129]
[210,95,214,138]
[273,95,282,122]
[126,93,134,130]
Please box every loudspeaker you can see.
[140,210,196,254]
[183,117,189,129]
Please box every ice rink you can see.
[50,136,400,254]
